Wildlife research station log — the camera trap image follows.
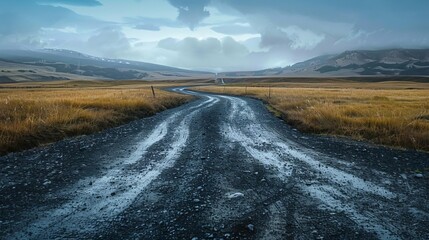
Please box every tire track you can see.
[218,94,404,239]
[8,94,220,240]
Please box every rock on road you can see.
[1,88,428,240]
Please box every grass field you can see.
[195,82,429,151]
[0,80,197,155]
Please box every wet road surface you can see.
[1,88,428,239]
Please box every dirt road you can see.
[1,88,428,239]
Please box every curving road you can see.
[1,88,428,239]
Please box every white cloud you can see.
[134,24,160,31]
[157,36,251,71]
[211,23,257,35]
[87,27,132,58]
[282,26,325,50]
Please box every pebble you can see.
[247,224,254,231]
[414,173,424,178]
[226,192,244,199]
[43,180,51,186]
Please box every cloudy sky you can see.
[1,0,428,71]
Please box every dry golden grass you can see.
[0,83,192,155]
[195,85,429,151]
[221,77,429,89]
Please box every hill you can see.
[220,49,429,77]
[0,49,212,82]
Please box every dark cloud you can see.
[203,0,429,63]
[215,0,429,28]
[161,0,427,59]
[167,0,211,30]
[1,0,428,71]
[259,27,291,48]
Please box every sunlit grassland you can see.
[195,83,429,151]
[0,80,196,155]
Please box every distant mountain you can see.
[221,49,429,77]
[0,49,212,82]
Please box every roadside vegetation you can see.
[195,80,429,151]
[0,80,195,155]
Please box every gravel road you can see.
[1,87,428,239]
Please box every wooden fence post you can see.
[151,86,156,98]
